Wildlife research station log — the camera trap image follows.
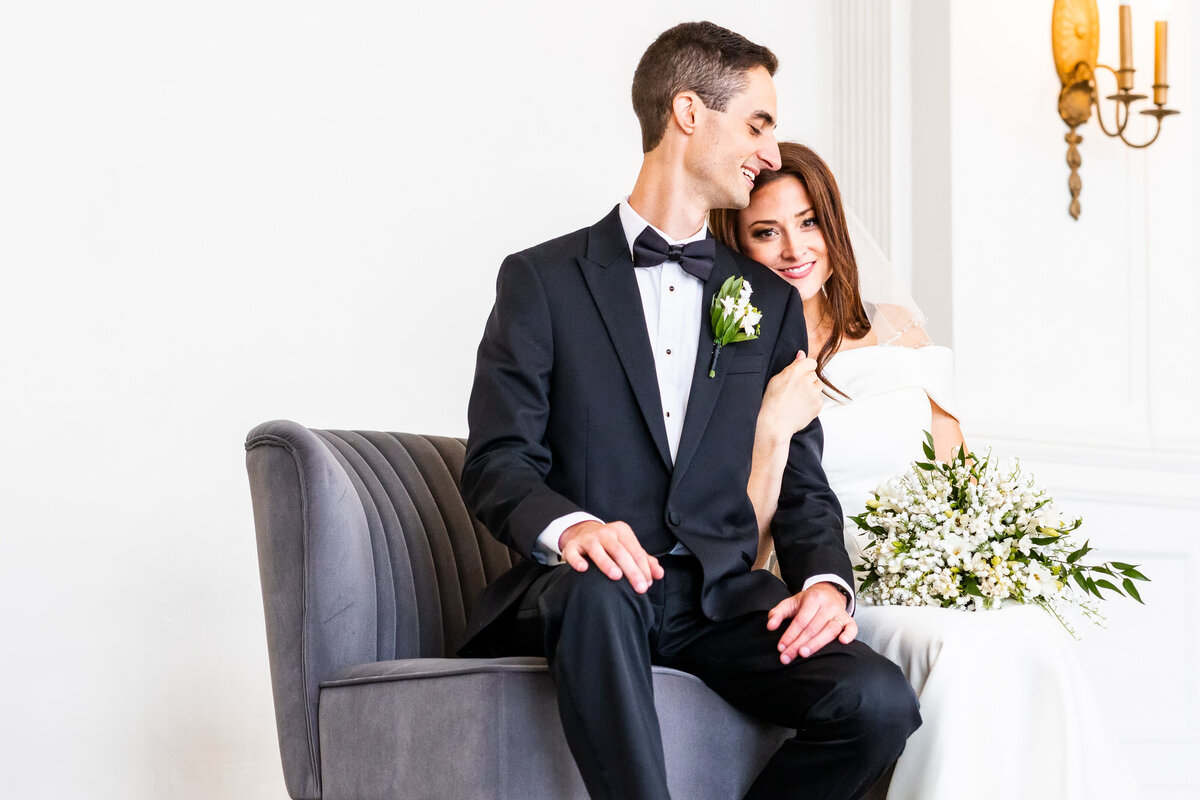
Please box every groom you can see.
[460,21,919,800]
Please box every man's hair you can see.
[632,21,778,153]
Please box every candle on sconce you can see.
[1116,4,1134,90]
[1154,20,1168,104]
[1118,4,1133,71]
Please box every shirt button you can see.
[665,411,671,418]
[668,285,675,292]
[665,349,672,355]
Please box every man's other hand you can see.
[559,520,665,593]
[766,582,857,663]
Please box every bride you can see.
[710,142,1140,800]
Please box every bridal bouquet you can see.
[850,433,1148,635]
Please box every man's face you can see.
[688,65,782,211]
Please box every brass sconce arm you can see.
[1088,63,1175,148]
[1052,0,1180,219]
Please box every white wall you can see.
[0,2,837,797]
[6,2,1194,797]
[940,2,1199,798]
[826,3,1198,797]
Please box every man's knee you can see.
[540,566,654,629]
[839,649,921,745]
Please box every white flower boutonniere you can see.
[708,276,761,378]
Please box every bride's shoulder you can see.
[870,303,933,348]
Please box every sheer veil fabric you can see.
[843,205,930,348]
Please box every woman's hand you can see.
[759,350,823,441]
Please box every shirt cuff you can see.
[802,574,856,615]
[532,511,605,565]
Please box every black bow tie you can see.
[631,226,716,282]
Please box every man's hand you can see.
[559,520,665,594]
[766,582,857,663]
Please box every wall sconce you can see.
[1052,0,1180,219]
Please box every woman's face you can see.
[736,175,831,302]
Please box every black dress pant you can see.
[511,555,921,800]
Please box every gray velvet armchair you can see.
[245,419,791,800]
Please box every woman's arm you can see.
[747,351,824,569]
[748,420,791,568]
[930,397,965,461]
[894,316,964,461]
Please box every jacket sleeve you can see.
[766,287,854,592]
[461,252,585,558]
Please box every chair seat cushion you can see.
[318,656,792,800]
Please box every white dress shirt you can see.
[531,200,853,609]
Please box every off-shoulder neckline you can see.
[828,344,951,360]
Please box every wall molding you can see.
[967,428,1200,508]
[831,0,893,258]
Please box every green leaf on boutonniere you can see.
[707,276,761,378]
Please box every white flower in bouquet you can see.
[850,433,1149,636]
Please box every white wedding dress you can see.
[819,345,1140,800]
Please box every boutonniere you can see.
[708,276,761,378]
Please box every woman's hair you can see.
[709,142,870,390]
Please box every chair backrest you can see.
[245,420,517,799]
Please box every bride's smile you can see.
[777,258,817,280]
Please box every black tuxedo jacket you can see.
[459,206,848,652]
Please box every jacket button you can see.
[668,511,681,526]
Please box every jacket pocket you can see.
[725,353,764,374]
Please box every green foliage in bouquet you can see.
[850,432,1149,635]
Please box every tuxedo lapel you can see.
[669,244,737,489]
[578,207,673,471]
